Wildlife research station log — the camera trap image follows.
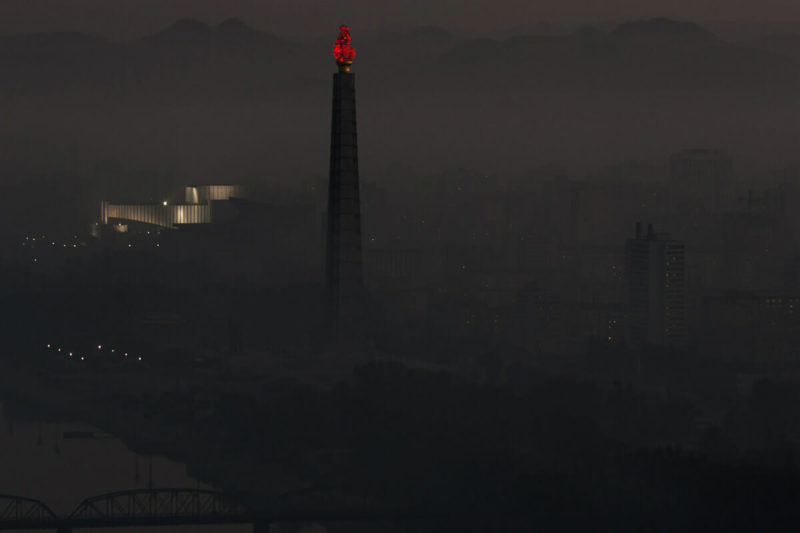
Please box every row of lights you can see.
[120,228,163,237]
[45,343,143,362]
[26,234,78,240]
[23,235,83,249]
[23,242,82,248]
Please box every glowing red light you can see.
[333,25,355,64]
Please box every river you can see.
[0,399,255,533]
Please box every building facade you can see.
[100,185,246,229]
[626,223,687,350]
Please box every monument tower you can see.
[326,25,364,322]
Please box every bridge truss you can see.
[0,489,248,530]
[0,495,57,529]
[69,489,248,526]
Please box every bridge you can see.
[0,494,58,531]
[0,489,444,532]
[2,489,256,532]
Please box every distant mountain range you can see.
[2,16,800,197]
[742,32,800,62]
[434,17,800,91]
[2,17,800,98]
[139,17,293,51]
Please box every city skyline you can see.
[3,4,800,531]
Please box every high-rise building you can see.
[670,149,732,214]
[326,26,364,321]
[626,223,686,350]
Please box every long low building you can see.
[101,202,213,228]
[100,185,247,229]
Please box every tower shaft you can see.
[326,71,363,313]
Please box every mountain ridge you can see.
[1,17,800,96]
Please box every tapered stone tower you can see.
[326,26,364,325]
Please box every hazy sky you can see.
[2,0,800,41]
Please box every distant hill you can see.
[739,33,800,62]
[1,17,799,96]
[611,17,719,41]
[435,17,800,91]
[2,16,800,191]
[139,17,293,50]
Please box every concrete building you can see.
[626,223,687,350]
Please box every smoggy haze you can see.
[3,0,800,41]
[5,2,800,531]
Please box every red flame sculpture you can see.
[333,25,355,70]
